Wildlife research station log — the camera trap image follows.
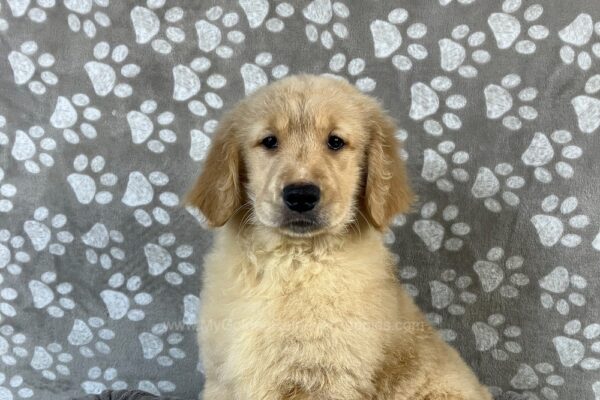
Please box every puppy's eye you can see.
[327,134,345,151]
[261,135,278,150]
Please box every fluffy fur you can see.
[186,75,492,400]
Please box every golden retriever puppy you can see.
[186,74,492,400]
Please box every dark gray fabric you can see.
[72,390,181,400]
[1,1,600,400]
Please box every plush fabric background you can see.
[0,0,599,399]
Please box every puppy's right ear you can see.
[185,113,243,227]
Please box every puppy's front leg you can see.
[201,380,234,400]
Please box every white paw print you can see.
[521,130,582,183]
[430,269,477,317]
[472,313,522,361]
[65,0,110,38]
[559,13,600,71]
[101,273,153,321]
[0,3,7,31]
[473,247,528,298]
[539,266,587,316]
[410,76,466,136]
[85,42,140,97]
[131,2,185,55]
[240,52,289,96]
[370,8,427,71]
[0,115,7,146]
[8,41,58,95]
[3,0,54,23]
[0,229,31,276]
[8,125,56,174]
[488,0,548,55]
[195,5,245,59]
[531,195,590,248]
[399,265,419,298]
[30,342,73,381]
[81,223,125,270]
[554,319,600,370]
[439,24,490,78]
[137,380,176,396]
[239,0,295,33]
[127,100,176,153]
[302,0,349,49]
[67,154,118,205]
[572,74,600,134]
[81,366,127,394]
[50,94,101,144]
[0,325,27,366]
[484,74,538,130]
[23,207,74,255]
[0,371,34,399]
[172,56,228,121]
[28,271,75,318]
[471,163,525,212]
[507,362,565,399]
[0,167,17,213]
[0,279,18,320]
[438,0,475,5]
[67,317,114,357]
[325,53,376,92]
[421,140,470,192]
[144,233,196,286]
[413,202,470,252]
[121,171,179,226]
[138,322,186,367]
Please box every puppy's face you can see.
[187,75,413,237]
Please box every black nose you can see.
[282,184,320,213]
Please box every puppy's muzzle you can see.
[282,183,320,213]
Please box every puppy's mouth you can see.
[280,216,324,236]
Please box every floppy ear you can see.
[363,107,414,230]
[185,113,243,227]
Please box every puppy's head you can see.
[186,75,413,237]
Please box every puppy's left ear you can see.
[363,105,414,230]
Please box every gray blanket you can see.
[1,1,599,399]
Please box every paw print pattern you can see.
[554,319,600,370]
[473,247,528,298]
[472,313,522,361]
[0,167,17,213]
[137,380,176,396]
[0,324,28,367]
[0,229,31,276]
[410,76,466,136]
[572,74,600,134]
[439,24,490,78]
[399,266,419,298]
[531,195,590,248]
[302,0,349,49]
[8,41,58,95]
[81,223,125,270]
[0,279,18,319]
[413,202,470,252]
[81,367,127,394]
[239,1,295,33]
[488,0,548,55]
[507,362,565,399]
[0,371,34,399]
[471,163,525,212]
[438,0,475,5]
[50,94,101,144]
[138,322,185,367]
[101,273,152,321]
[23,207,74,255]
[559,14,600,71]
[67,155,117,205]
[28,271,75,318]
[64,0,110,38]
[521,130,582,182]
[421,140,470,192]
[326,53,376,92]
[240,52,289,96]
[195,6,245,59]
[67,317,114,358]
[121,171,179,226]
[144,233,196,286]
[430,268,477,316]
[131,2,185,55]
[85,42,140,97]
[3,0,54,23]
[484,74,537,131]
[127,100,176,153]
[370,8,428,71]
[30,342,73,381]
[539,266,587,316]
[9,125,56,174]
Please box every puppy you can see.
[186,75,492,400]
